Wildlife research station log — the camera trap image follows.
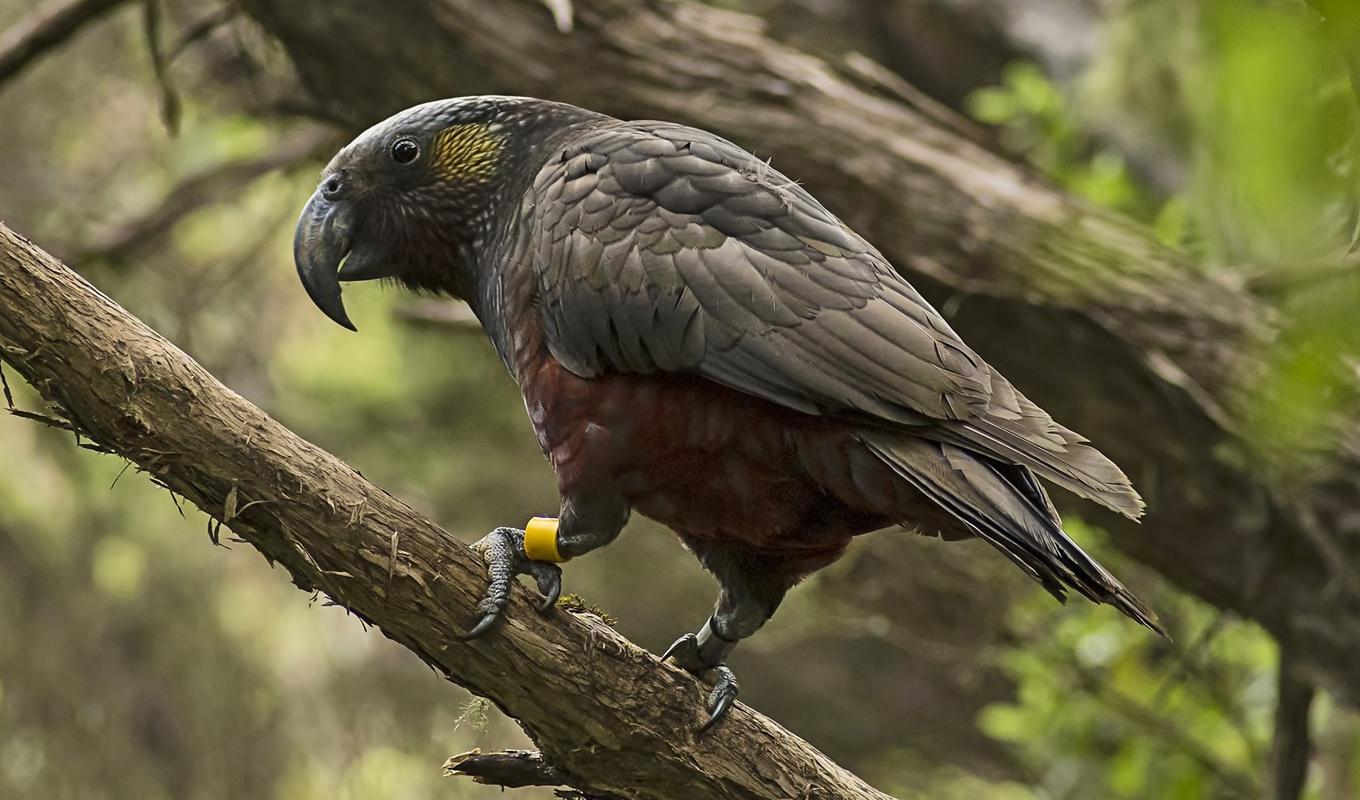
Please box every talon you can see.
[699,666,739,734]
[460,526,568,639]
[532,562,563,614]
[459,611,501,641]
[537,575,562,613]
[660,633,698,665]
[659,629,740,732]
[699,702,730,734]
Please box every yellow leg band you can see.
[524,517,565,563]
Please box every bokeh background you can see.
[0,0,1358,798]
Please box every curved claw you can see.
[537,578,562,613]
[660,633,738,733]
[459,611,502,641]
[531,562,563,614]
[459,527,567,641]
[660,633,699,666]
[699,666,739,734]
[699,699,733,734]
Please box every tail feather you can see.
[955,418,1146,521]
[951,374,1145,520]
[861,432,1164,635]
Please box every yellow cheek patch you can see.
[524,516,566,562]
[431,123,503,181]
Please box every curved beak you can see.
[293,190,358,331]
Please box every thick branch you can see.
[0,224,893,800]
[237,0,1360,707]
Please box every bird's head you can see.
[293,96,573,330]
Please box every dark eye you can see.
[391,137,420,164]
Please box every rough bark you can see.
[0,223,895,800]
[234,0,1360,704]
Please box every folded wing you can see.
[528,121,1143,519]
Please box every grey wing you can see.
[528,122,1142,517]
[530,122,988,421]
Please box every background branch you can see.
[0,0,127,89]
[1270,650,1316,800]
[0,221,895,800]
[78,128,329,261]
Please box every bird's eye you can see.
[391,137,420,164]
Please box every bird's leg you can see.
[461,490,627,640]
[661,559,789,732]
[660,616,742,733]
[460,526,563,640]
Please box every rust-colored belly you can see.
[519,356,894,561]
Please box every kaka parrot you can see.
[294,96,1161,730]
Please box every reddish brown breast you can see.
[517,349,894,558]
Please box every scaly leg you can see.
[661,543,792,732]
[661,616,743,733]
[462,489,628,639]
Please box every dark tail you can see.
[860,432,1164,635]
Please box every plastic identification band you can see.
[524,516,565,563]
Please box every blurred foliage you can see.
[1187,0,1357,263]
[1193,0,1360,476]
[968,0,1360,480]
[969,62,1150,219]
[0,0,1358,798]
[958,1,1360,797]
[980,522,1276,800]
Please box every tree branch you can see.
[236,0,1360,708]
[0,221,894,799]
[0,0,128,90]
[1270,650,1316,800]
[165,4,237,63]
[78,128,330,261]
[443,749,625,799]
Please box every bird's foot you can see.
[661,628,740,733]
[460,526,562,640]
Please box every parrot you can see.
[293,96,1161,731]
